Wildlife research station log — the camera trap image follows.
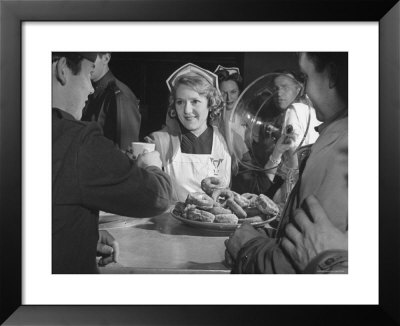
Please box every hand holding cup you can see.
[130,142,155,159]
[137,150,163,169]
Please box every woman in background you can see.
[215,65,249,162]
[215,65,265,194]
[215,65,243,112]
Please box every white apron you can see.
[165,128,231,202]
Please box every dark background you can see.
[109,52,299,140]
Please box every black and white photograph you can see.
[1,0,399,323]
[22,22,381,307]
[52,51,348,275]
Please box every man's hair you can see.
[273,69,306,104]
[168,75,224,121]
[216,70,243,92]
[305,52,348,101]
[98,52,111,58]
[52,52,84,75]
[273,69,305,85]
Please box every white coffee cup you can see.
[131,142,155,158]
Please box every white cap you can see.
[166,63,219,92]
[214,65,240,76]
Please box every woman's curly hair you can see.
[168,75,225,122]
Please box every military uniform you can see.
[81,70,141,150]
[52,108,172,273]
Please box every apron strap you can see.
[151,130,180,168]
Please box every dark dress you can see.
[52,108,172,273]
[180,124,213,154]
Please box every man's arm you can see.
[231,196,348,274]
[281,195,348,273]
[232,236,297,273]
[225,223,297,274]
[77,124,173,217]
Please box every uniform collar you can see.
[92,70,115,90]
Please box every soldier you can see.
[81,52,141,151]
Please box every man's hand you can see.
[136,150,162,169]
[97,230,119,267]
[225,222,266,262]
[281,195,348,271]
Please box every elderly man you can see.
[263,71,320,206]
[272,71,319,146]
[52,52,173,273]
[225,52,348,273]
[81,52,141,151]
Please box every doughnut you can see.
[205,206,232,215]
[244,206,262,217]
[214,214,239,224]
[184,204,197,210]
[212,201,222,207]
[241,193,258,200]
[232,191,251,208]
[201,177,225,196]
[182,203,197,218]
[185,192,214,209]
[186,208,215,223]
[255,194,279,216]
[241,193,258,206]
[238,215,264,223]
[211,188,234,203]
[172,202,186,216]
[226,198,247,219]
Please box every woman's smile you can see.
[175,84,210,136]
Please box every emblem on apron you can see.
[210,158,224,175]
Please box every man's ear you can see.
[328,62,338,89]
[103,53,111,65]
[55,57,68,86]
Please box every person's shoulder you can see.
[53,108,87,128]
[327,115,348,135]
[53,108,102,139]
[292,102,307,109]
[212,125,224,138]
[290,102,309,114]
[112,77,138,100]
[150,126,170,139]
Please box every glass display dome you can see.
[224,72,312,171]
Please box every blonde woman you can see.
[146,63,231,202]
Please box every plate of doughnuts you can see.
[170,177,280,232]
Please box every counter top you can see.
[98,209,232,274]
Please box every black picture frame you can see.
[1,0,399,324]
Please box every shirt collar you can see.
[52,107,76,121]
[180,123,212,139]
